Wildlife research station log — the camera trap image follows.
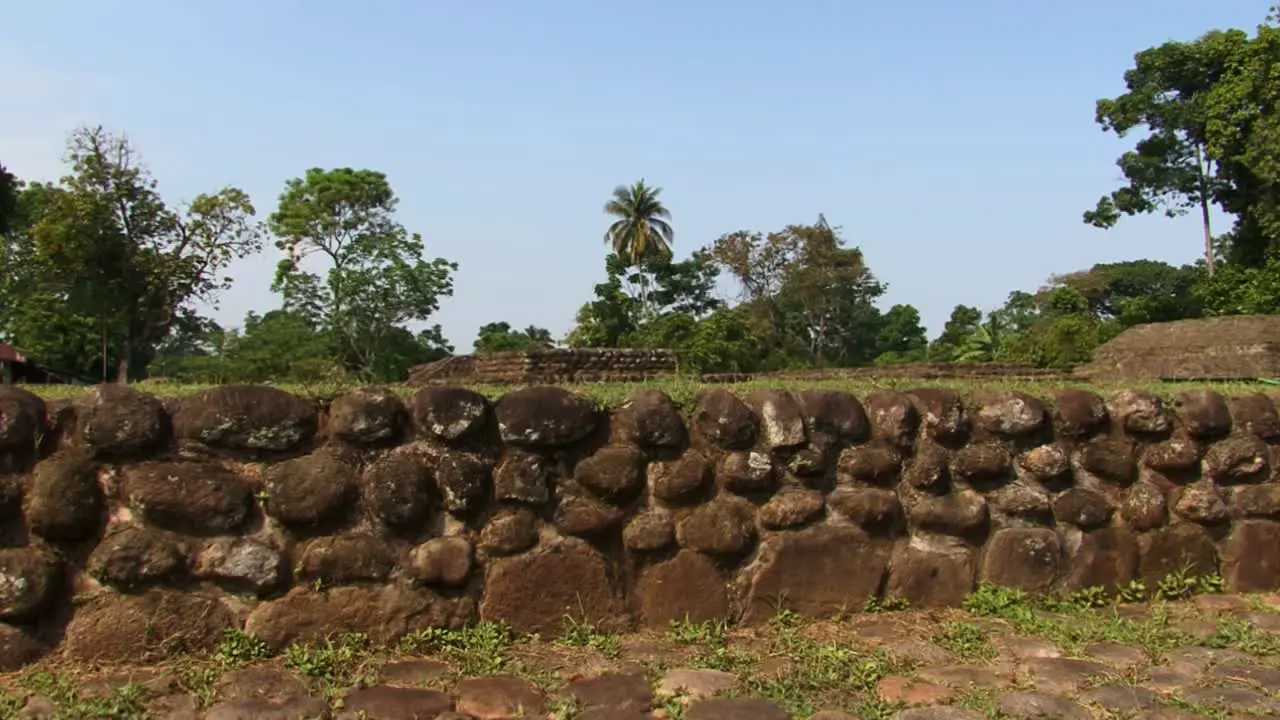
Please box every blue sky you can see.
[1,1,1268,352]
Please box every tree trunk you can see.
[1195,143,1216,276]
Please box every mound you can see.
[1076,315,1280,381]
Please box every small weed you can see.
[399,621,516,676]
[1206,614,1280,655]
[864,595,910,613]
[933,621,996,662]
[175,664,221,708]
[964,582,1033,620]
[545,695,581,720]
[1117,579,1148,603]
[558,616,622,659]
[283,633,377,692]
[0,691,20,720]
[954,686,1001,717]
[18,672,148,720]
[214,628,272,668]
[666,618,728,646]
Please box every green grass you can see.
[14,373,1269,408]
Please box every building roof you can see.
[0,343,26,364]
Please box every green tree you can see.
[474,322,555,353]
[0,163,17,236]
[566,256,641,348]
[1044,260,1204,326]
[872,304,928,363]
[1195,258,1280,315]
[1,127,263,381]
[709,216,885,368]
[928,305,984,361]
[603,179,674,309]
[1084,29,1257,274]
[269,168,457,380]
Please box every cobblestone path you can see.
[6,591,1280,719]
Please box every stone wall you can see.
[1,383,1279,669]
[407,348,680,386]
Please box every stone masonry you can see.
[0,383,1279,669]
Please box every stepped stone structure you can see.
[0,382,1279,669]
[407,348,680,386]
[1077,315,1280,382]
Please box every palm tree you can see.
[603,179,674,310]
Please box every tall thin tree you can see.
[603,179,674,310]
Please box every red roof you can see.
[0,343,27,363]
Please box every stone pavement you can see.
[6,592,1280,719]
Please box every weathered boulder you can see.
[950,443,1012,486]
[745,390,806,450]
[0,547,60,621]
[623,511,676,552]
[329,387,405,446]
[87,525,185,591]
[1172,481,1228,524]
[297,535,397,584]
[794,389,869,443]
[172,385,317,452]
[409,536,473,588]
[194,537,286,595]
[758,489,825,530]
[122,461,252,535]
[1107,390,1171,435]
[1063,527,1138,593]
[1077,437,1136,485]
[1138,523,1218,588]
[1229,394,1280,440]
[693,389,757,449]
[434,451,492,515]
[1052,389,1108,437]
[906,490,988,538]
[262,451,357,527]
[246,585,471,649]
[649,451,712,503]
[1204,436,1270,484]
[363,452,435,528]
[0,623,44,670]
[980,528,1061,593]
[836,445,903,486]
[617,390,686,449]
[716,451,776,494]
[827,487,903,535]
[410,387,489,443]
[1143,437,1202,475]
[478,508,540,555]
[971,390,1047,437]
[636,550,729,628]
[1173,390,1232,439]
[886,541,975,608]
[1123,479,1168,531]
[676,496,757,555]
[1219,520,1280,592]
[744,525,890,621]
[1053,489,1113,529]
[493,450,553,505]
[908,388,971,444]
[1018,444,1072,484]
[25,451,103,541]
[554,494,624,536]
[863,392,918,448]
[495,387,598,448]
[74,384,166,457]
[574,445,646,501]
[65,590,239,661]
[0,385,45,454]
[479,540,625,635]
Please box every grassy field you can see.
[13,375,1278,408]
